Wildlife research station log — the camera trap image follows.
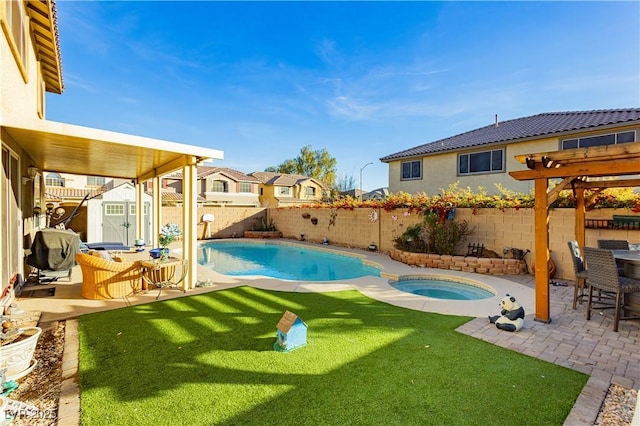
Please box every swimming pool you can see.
[198,241,380,281]
[390,277,494,300]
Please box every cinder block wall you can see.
[162,207,267,239]
[270,207,639,281]
[159,206,638,281]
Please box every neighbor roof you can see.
[380,109,640,162]
[168,166,260,183]
[45,187,105,201]
[250,171,324,187]
[162,190,206,203]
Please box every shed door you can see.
[102,202,152,245]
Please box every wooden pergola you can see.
[509,142,640,323]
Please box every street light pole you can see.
[359,162,373,200]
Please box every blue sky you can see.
[47,1,639,192]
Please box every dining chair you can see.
[567,241,588,309]
[596,239,630,250]
[597,239,630,275]
[583,247,640,332]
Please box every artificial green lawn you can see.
[78,287,587,425]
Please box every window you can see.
[305,187,316,197]
[401,160,422,180]
[105,204,124,216]
[239,182,252,193]
[279,187,290,195]
[212,180,228,192]
[45,173,64,187]
[562,130,637,150]
[458,149,504,175]
[87,176,106,187]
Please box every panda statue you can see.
[488,294,525,332]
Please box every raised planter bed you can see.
[389,248,527,276]
[243,231,282,239]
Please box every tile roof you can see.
[250,171,323,187]
[45,187,104,201]
[380,109,640,162]
[167,166,260,182]
[162,190,205,203]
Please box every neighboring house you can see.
[362,187,389,201]
[159,190,206,207]
[381,109,640,195]
[1,0,222,304]
[164,166,260,207]
[249,171,326,207]
[44,174,150,242]
[339,187,389,201]
[44,173,130,203]
[340,189,365,199]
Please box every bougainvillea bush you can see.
[303,183,640,213]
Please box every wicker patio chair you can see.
[596,239,630,250]
[597,239,630,275]
[567,241,589,309]
[76,253,143,300]
[583,247,640,332]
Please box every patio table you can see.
[612,250,640,280]
[140,258,188,299]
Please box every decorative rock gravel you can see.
[594,384,638,426]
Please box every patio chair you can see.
[75,253,143,300]
[583,247,640,332]
[596,239,630,250]
[567,241,588,309]
[597,239,629,275]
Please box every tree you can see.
[335,174,357,192]
[266,145,337,188]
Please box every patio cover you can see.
[3,119,224,290]
[510,142,640,322]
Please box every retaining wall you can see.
[389,248,528,275]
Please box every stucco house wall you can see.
[388,136,558,195]
[1,10,41,126]
[384,113,640,196]
[1,1,53,289]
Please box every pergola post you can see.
[509,143,640,325]
[575,187,586,249]
[533,173,551,323]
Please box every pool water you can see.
[198,242,380,281]
[390,278,494,300]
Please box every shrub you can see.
[422,211,473,255]
[393,223,427,253]
[394,208,473,255]
[253,217,277,231]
